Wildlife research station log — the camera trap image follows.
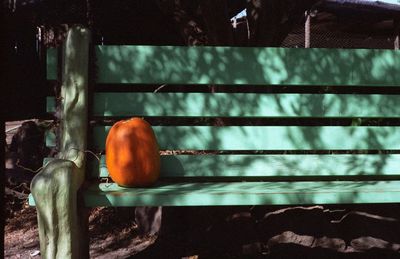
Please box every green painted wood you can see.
[28,193,36,206]
[93,154,400,178]
[93,93,400,117]
[91,126,400,151]
[84,180,400,206]
[47,97,56,113]
[352,49,400,85]
[47,48,58,80]
[45,93,400,117]
[96,45,400,86]
[45,130,56,147]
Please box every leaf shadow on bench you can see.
[92,45,400,257]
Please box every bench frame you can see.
[30,25,400,258]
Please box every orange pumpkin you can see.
[105,117,160,187]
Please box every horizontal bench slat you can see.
[96,46,400,86]
[93,154,400,178]
[47,48,57,80]
[47,97,55,113]
[36,44,400,210]
[91,93,400,117]
[45,130,56,148]
[91,126,400,151]
[46,93,400,117]
[83,181,400,206]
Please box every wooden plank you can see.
[352,49,400,85]
[47,96,56,113]
[47,48,57,80]
[28,194,36,206]
[84,181,400,206]
[92,92,400,117]
[95,45,400,86]
[45,130,56,147]
[93,154,400,178]
[91,126,400,151]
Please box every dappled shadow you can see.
[93,153,400,179]
[84,180,400,207]
[89,44,400,205]
[96,45,400,86]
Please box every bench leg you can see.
[31,159,89,259]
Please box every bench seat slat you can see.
[94,154,400,178]
[96,46,400,86]
[91,93,400,117]
[83,181,400,206]
[91,126,400,151]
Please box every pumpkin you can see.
[105,117,160,187]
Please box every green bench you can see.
[29,26,400,258]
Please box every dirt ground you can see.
[5,202,400,259]
[5,205,157,258]
[5,207,40,259]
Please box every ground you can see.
[5,201,400,258]
[5,201,156,258]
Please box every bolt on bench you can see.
[29,26,400,258]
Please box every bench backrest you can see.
[46,46,400,182]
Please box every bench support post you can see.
[31,26,90,259]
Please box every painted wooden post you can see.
[30,26,90,259]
